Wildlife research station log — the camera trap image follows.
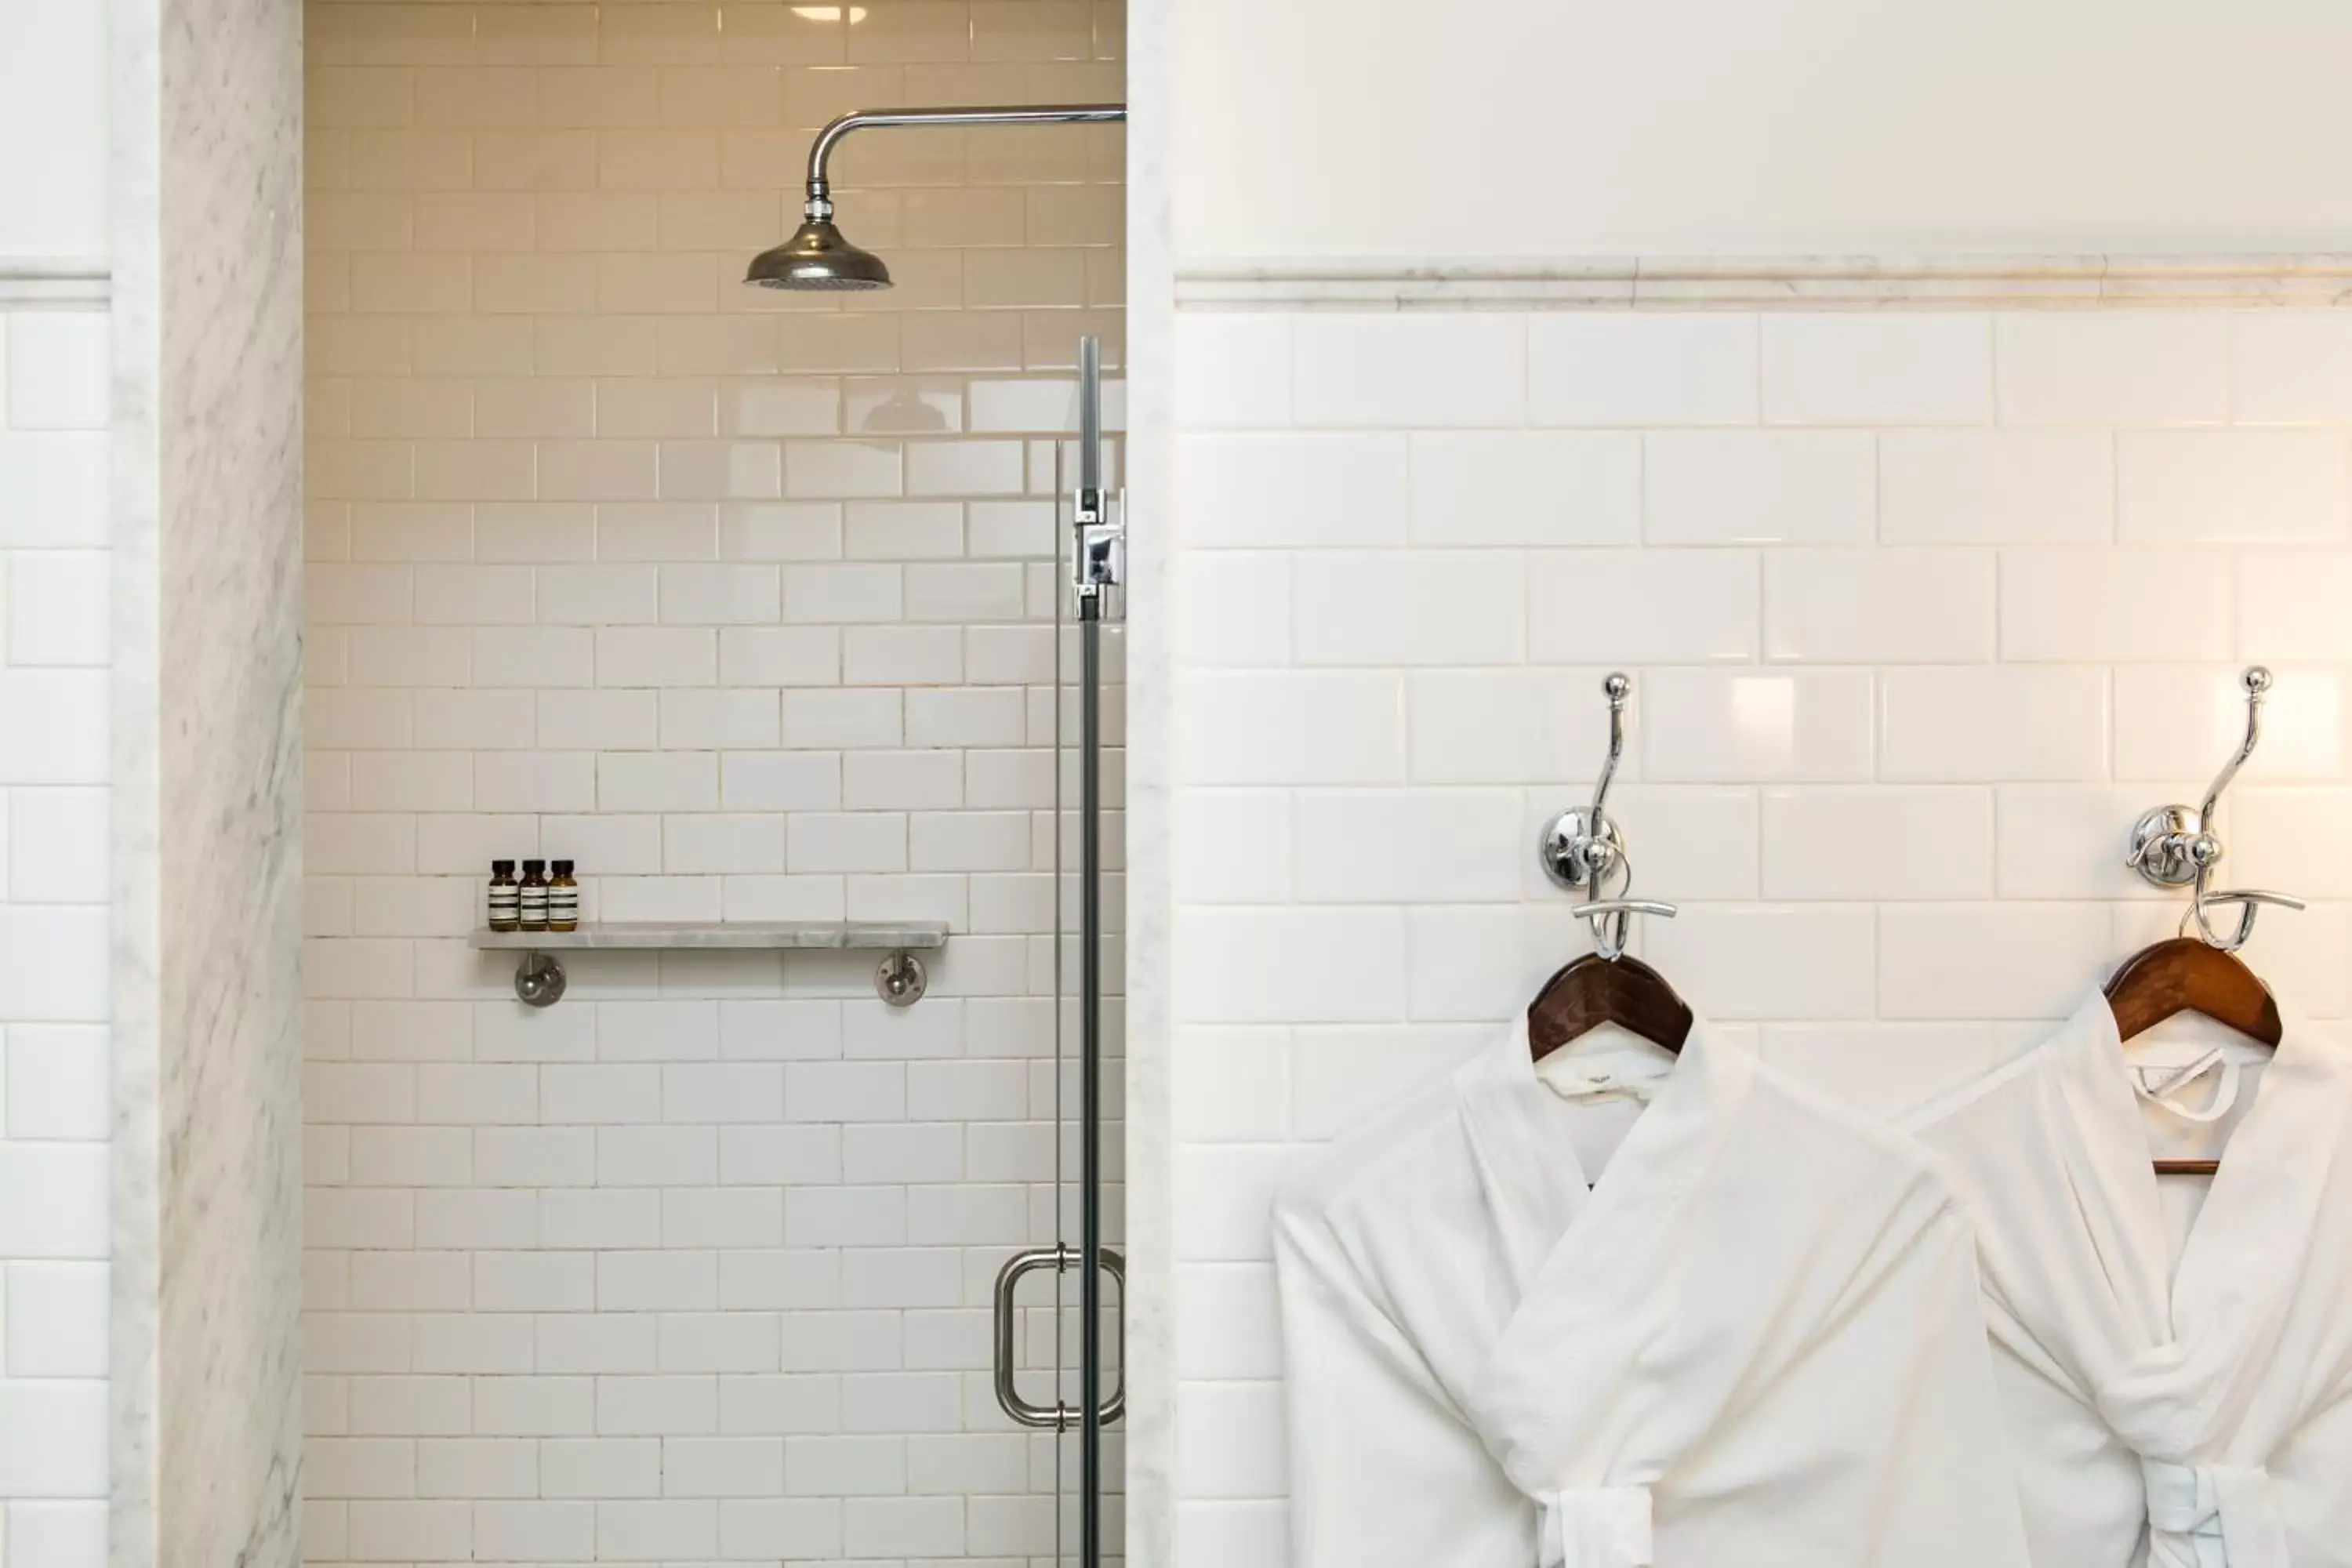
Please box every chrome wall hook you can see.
[2125,666,2305,952]
[1539,673,1679,960]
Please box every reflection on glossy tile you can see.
[971,2,1093,62]
[2000,548,2230,662]
[1640,670,1874,782]
[480,5,603,67]
[2238,550,2352,661]
[2118,431,2349,543]
[1878,666,2109,782]
[601,4,725,66]
[725,379,844,437]
[847,382,960,434]
[1645,431,1872,546]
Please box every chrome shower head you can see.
[745,215,892,292]
[746,103,1124,296]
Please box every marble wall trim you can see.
[0,260,108,307]
[1175,252,2352,310]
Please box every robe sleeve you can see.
[1272,1196,1534,1568]
[1780,1200,2034,1568]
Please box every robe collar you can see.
[1452,1007,1750,1301]
[2037,986,2352,1462]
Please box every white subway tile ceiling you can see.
[304,2,1124,1564]
[1173,303,2352,1568]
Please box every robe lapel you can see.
[2045,993,2190,1380]
[2167,1005,2352,1374]
[1447,1020,1723,1568]
[2033,990,2352,1568]
[1455,1016,1601,1296]
[1460,1019,1757,1501]
[2049,993,2352,1458]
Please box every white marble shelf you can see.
[470,920,950,952]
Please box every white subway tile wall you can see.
[0,307,112,1565]
[1171,305,2352,1567]
[303,3,1123,1565]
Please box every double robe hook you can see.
[1538,673,1678,960]
[2125,666,2305,951]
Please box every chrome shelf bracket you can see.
[506,948,927,1009]
[2125,665,2306,951]
[514,951,566,1008]
[873,949,928,1008]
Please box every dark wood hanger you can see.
[2103,935,2281,1176]
[1528,952,1693,1060]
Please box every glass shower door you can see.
[992,337,1125,1568]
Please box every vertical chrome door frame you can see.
[1076,332,1109,1568]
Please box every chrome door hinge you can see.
[1073,486,1125,597]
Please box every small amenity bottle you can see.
[487,860,521,931]
[518,858,550,931]
[548,860,579,932]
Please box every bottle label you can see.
[487,886,521,931]
[519,885,550,930]
[548,887,579,930]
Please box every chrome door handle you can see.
[991,1243,1125,1430]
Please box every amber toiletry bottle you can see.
[548,860,579,932]
[487,860,520,931]
[518,858,550,931]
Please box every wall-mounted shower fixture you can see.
[746,103,1127,292]
[2125,665,2305,950]
[1539,673,1678,960]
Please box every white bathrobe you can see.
[1274,1013,2031,1568]
[1910,990,2352,1568]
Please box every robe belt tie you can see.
[2140,1457,2288,1568]
[1537,1486,1653,1568]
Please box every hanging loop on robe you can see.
[2131,1051,2244,1124]
[1537,1486,1653,1568]
[2140,1458,2289,1568]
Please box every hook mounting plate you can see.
[2126,805,2206,887]
[1538,807,1622,893]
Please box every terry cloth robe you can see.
[1274,1011,2031,1568]
[1909,989,2352,1568]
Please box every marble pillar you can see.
[111,0,307,1564]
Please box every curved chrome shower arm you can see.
[804,103,1127,214]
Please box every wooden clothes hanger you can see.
[1529,949,1692,1060]
[2107,666,2303,1176]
